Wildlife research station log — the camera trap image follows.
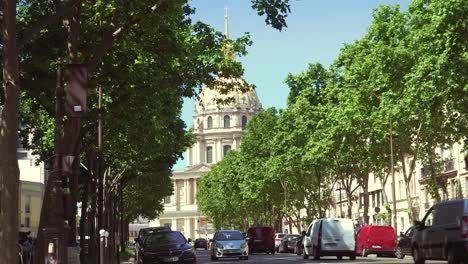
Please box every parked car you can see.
[303,218,356,260]
[278,234,300,253]
[396,226,414,259]
[294,231,306,256]
[274,233,286,252]
[135,226,171,263]
[412,199,468,264]
[137,230,196,264]
[210,230,249,261]
[247,226,275,254]
[356,225,397,257]
[194,238,208,250]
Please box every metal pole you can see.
[99,229,107,264]
[339,185,343,218]
[390,119,398,235]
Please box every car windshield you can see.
[215,231,244,241]
[145,232,186,246]
[277,234,285,238]
[287,235,300,240]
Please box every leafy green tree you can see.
[404,0,467,200]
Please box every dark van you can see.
[247,226,275,254]
[412,199,468,264]
[356,225,396,257]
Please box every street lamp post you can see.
[390,119,398,235]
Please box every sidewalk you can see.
[120,247,136,264]
[120,256,135,264]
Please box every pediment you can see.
[184,163,212,173]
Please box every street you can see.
[192,250,447,264]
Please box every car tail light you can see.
[462,216,468,238]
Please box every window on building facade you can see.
[25,216,30,228]
[371,192,375,207]
[207,116,213,129]
[400,217,405,232]
[224,115,230,128]
[25,195,31,213]
[164,196,171,204]
[206,146,213,163]
[223,145,231,156]
[241,116,247,130]
[376,191,381,207]
[398,180,403,199]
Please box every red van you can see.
[356,225,396,257]
[247,226,275,254]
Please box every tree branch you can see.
[87,0,169,76]
[17,0,82,49]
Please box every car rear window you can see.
[322,219,354,237]
[251,227,273,238]
[369,227,395,238]
[145,232,186,246]
[277,234,286,238]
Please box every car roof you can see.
[434,199,466,207]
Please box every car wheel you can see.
[313,246,320,260]
[271,250,275,255]
[350,254,356,260]
[362,247,368,257]
[412,246,425,264]
[447,246,460,264]
[210,255,218,261]
[337,256,343,260]
[396,246,405,259]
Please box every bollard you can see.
[99,229,109,264]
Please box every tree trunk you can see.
[362,176,370,224]
[88,162,98,264]
[426,139,442,201]
[79,157,92,264]
[0,0,20,262]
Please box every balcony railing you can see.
[420,159,455,178]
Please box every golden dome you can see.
[195,78,261,113]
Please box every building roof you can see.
[195,78,261,114]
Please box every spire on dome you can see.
[224,7,229,39]
[223,7,234,59]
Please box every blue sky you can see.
[174,0,412,170]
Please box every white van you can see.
[303,218,356,260]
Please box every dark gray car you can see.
[412,199,468,264]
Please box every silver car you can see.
[211,230,249,261]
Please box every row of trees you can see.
[197,0,467,233]
[0,0,291,263]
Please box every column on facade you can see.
[184,218,192,239]
[213,139,218,163]
[194,178,198,204]
[199,141,204,164]
[233,137,238,151]
[172,218,177,231]
[174,180,178,207]
[187,148,192,167]
[184,178,189,205]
